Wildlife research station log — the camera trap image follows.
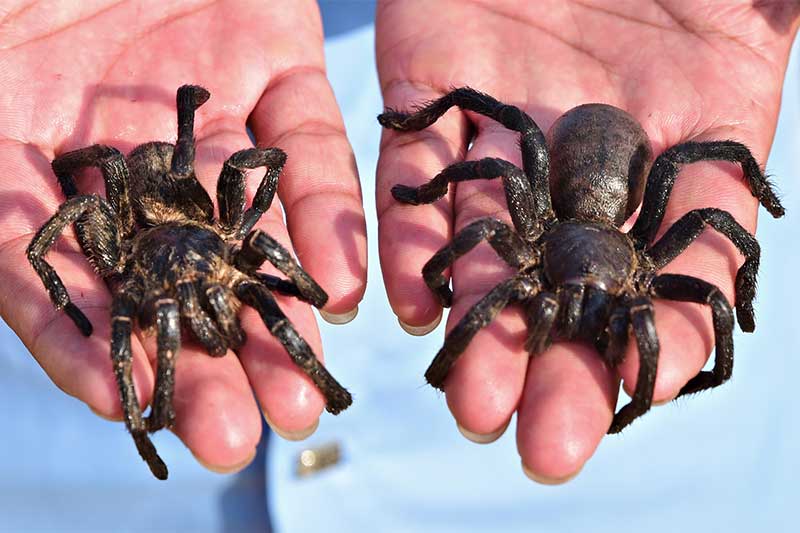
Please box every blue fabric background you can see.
[1,3,797,531]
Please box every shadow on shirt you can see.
[220,425,272,533]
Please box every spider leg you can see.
[425,276,537,389]
[111,289,168,480]
[171,84,210,177]
[235,280,352,414]
[630,141,784,249]
[51,144,134,234]
[608,296,658,434]
[557,285,585,339]
[392,158,541,238]
[216,147,287,238]
[205,284,246,349]
[379,87,552,221]
[26,195,119,336]
[146,299,181,433]
[524,291,558,355]
[422,217,536,307]
[176,281,227,356]
[650,274,734,397]
[647,207,760,331]
[234,230,327,308]
[253,272,305,300]
[169,85,215,222]
[599,304,629,368]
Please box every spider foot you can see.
[132,429,168,480]
[323,386,353,415]
[424,350,450,391]
[736,304,755,333]
[758,174,784,218]
[608,403,646,435]
[434,285,453,308]
[677,371,718,397]
[64,303,93,336]
[391,184,421,205]
[377,109,411,130]
[178,84,210,109]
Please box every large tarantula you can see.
[27,85,352,479]
[379,87,783,433]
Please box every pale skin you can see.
[1,0,797,483]
[0,0,367,473]
[375,0,799,483]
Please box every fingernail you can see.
[319,306,359,325]
[263,410,320,441]
[521,461,582,485]
[652,396,675,407]
[194,448,257,475]
[89,405,122,422]
[398,311,442,336]
[456,419,510,444]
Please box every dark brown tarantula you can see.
[27,85,352,480]
[379,87,784,433]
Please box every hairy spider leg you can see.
[608,296,659,434]
[234,229,328,308]
[172,84,210,177]
[205,285,246,348]
[600,305,630,368]
[26,195,121,335]
[392,158,541,238]
[253,272,306,300]
[650,274,734,397]
[425,276,537,389]
[51,144,135,235]
[422,217,535,307]
[216,147,287,238]
[176,280,227,356]
[146,300,181,433]
[110,289,168,480]
[169,84,215,221]
[523,291,559,355]
[647,207,760,332]
[556,285,585,339]
[235,281,352,414]
[379,87,553,221]
[630,141,784,249]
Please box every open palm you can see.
[375,0,798,482]
[0,0,367,473]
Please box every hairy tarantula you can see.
[379,87,784,433]
[27,85,352,480]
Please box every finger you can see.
[442,120,534,438]
[238,286,328,439]
[376,81,469,330]
[442,114,619,478]
[0,142,154,417]
[617,134,767,402]
[516,342,617,483]
[192,127,327,438]
[147,337,262,472]
[443,293,530,440]
[249,67,367,318]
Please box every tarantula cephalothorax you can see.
[379,87,784,433]
[27,85,352,479]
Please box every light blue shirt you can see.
[1,4,798,532]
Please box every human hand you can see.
[0,0,366,474]
[375,0,798,483]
